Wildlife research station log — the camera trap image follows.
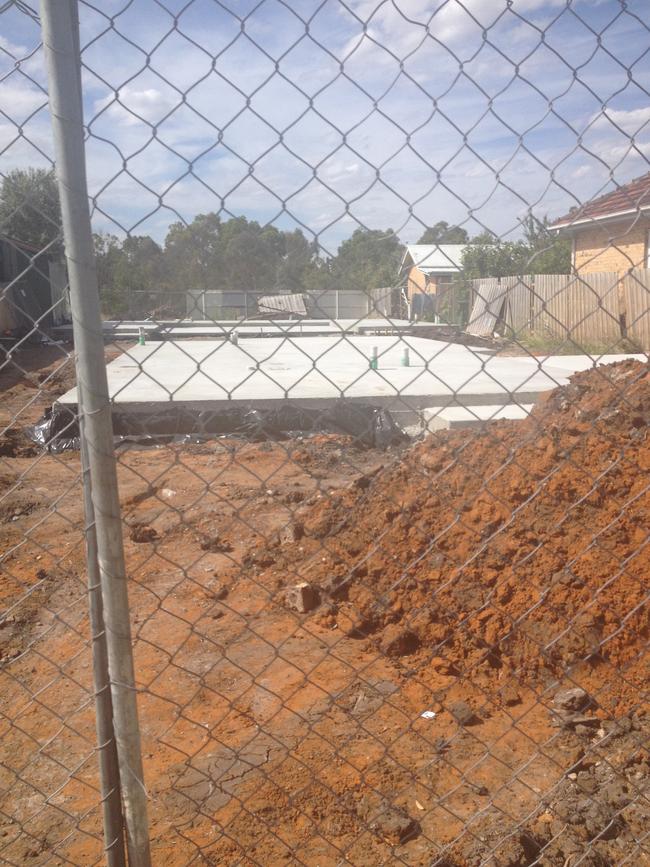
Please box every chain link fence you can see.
[1,0,649,865]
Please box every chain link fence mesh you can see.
[1,0,649,864]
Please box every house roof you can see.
[401,244,467,274]
[550,171,650,231]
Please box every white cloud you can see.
[0,34,28,58]
[2,0,648,250]
[344,0,568,53]
[93,85,181,127]
[0,80,47,120]
[571,164,591,179]
[591,106,650,135]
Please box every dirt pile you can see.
[454,712,650,866]
[2,346,648,866]
[263,359,649,712]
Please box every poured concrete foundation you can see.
[57,336,643,431]
[423,403,535,430]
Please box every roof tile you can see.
[550,171,650,228]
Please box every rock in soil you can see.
[449,700,478,726]
[279,521,303,544]
[379,625,420,658]
[553,687,590,712]
[283,582,320,613]
[129,523,158,543]
[370,806,420,844]
[351,690,383,717]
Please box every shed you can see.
[0,236,67,336]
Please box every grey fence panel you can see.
[304,289,373,320]
[368,287,393,319]
[258,293,308,317]
[467,278,507,336]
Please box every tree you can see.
[276,230,321,294]
[521,214,572,274]
[94,233,165,317]
[0,168,61,251]
[118,236,165,316]
[461,239,530,280]
[461,216,571,279]
[330,228,404,292]
[219,217,283,292]
[94,233,128,315]
[417,221,469,245]
[163,214,322,297]
[164,213,223,292]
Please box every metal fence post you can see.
[80,411,126,867]
[38,2,152,865]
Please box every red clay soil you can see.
[264,358,649,716]
[1,349,648,867]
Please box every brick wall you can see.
[574,219,649,274]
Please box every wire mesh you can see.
[1,0,649,865]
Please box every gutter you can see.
[550,203,650,232]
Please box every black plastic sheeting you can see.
[26,401,406,453]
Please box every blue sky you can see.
[1,0,649,254]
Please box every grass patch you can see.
[503,329,643,357]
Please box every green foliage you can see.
[94,233,127,316]
[5,165,573,322]
[0,168,61,251]
[462,216,571,279]
[461,239,530,279]
[330,228,403,292]
[95,215,331,316]
[164,213,223,292]
[417,221,469,245]
[164,214,322,295]
[512,328,641,357]
[521,215,572,275]
[94,233,166,317]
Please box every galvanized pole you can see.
[39,2,152,865]
[79,403,126,867]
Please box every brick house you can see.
[400,244,471,322]
[550,171,650,274]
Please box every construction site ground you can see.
[0,343,648,866]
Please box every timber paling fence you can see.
[1,2,649,867]
[468,270,650,348]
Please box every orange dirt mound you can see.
[264,359,649,714]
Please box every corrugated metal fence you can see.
[468,269,650,349]
[183,288,393,321]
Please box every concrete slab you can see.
[53,318,448,342]
[157,318,441,339]
[423,403,534,430]
[52,321,163,341]
[57,336,644,424]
